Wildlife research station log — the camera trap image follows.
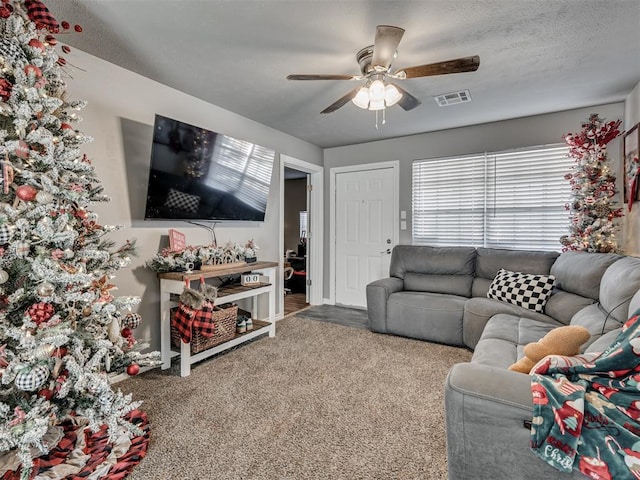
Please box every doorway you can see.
[330,161,399,308]
[283,168,309,316]
[279,155,323,318]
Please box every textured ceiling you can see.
[47,1,640,148]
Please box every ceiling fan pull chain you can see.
[382,108,386,125]
[375,110,379,130]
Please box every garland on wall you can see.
[145,239,259,273]
[560,114,624,253]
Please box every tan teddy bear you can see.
[508,325,591,374]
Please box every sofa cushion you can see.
[389,245,476,278]
[471,315,558,368]
[403,272,473,297]
[544,290,595,325]
[462,297,558,350]
[390,245,476,297]
[387,291,466,346]
[550,251,621,300]
[571,303,623,351]
[585,328,621,354]
[472,247,559,297]
[599,256,640,324]
[487,268,555,313]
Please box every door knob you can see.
[380,249,391,254]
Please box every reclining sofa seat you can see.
[367,245,568,347]
[367,245,640,479]
[446,257,640,479]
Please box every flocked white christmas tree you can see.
[0,1,159,476]
[560,114,624,253]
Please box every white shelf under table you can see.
[158,261,278,377]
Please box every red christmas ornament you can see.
[74,24,83,33]
[28,38,45,51]
[0,5,11,18]
[45,35,57,45]
[62,45,71,54]
[56,58,66,66]
[27,302,54,325]
[16,185,37,201]
[126,364,140,376]
[61,21,70,30]
[37,388,54,400]
[0,78,12,101]
[121,327,132,338]
[24,64,42,78]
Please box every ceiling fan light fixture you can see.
[352,86,370,109]
[368,99,386,111]
[368,79,386,102]
[384,84,402,107]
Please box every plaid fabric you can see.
[122,312,142,329]
[0,38,26,66]
[24,0,59,32]
[14,365,49,391]
[0,224,12,244]
[171,301,218,343]
[171,303,196,343]
[487,268,555,313]
[194,301,216,338]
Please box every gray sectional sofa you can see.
[365,245,640,479]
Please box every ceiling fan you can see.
[287,25,480,115]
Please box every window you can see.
[412,145,571,251]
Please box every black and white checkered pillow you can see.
[487,268,556,313]
[164,188,199,213]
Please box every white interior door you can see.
[335,167,395,307]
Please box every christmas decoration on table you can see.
[145,239,259,273]
[0,2,160,479]
[559,114,624,253]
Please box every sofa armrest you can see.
[445,363,584,479]
[366,277,403,333]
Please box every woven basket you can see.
[171,304,238,354]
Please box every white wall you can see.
[65,50,322,352]
[323,102,626,295]
[624,81,640,255]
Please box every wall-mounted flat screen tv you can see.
[144,114,275,222]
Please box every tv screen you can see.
[144,115,275,222]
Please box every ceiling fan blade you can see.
[320,88,359,114]
[287,74,359,81]
[371,25,405,70]
[400,55,480,79]
[391,83,422,111]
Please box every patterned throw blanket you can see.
[531,309,640,479]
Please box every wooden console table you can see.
[158,261,277,376]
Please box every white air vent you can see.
[434,90,472,107]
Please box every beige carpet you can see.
[122,316,472,480]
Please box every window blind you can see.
[412,145,571,251]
